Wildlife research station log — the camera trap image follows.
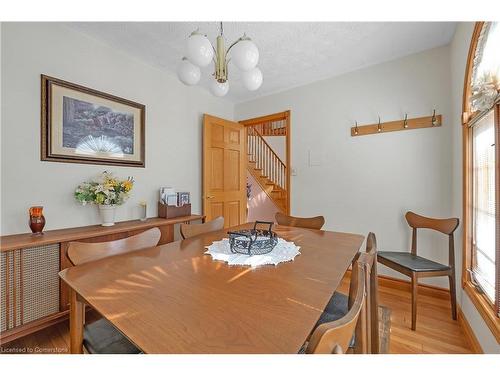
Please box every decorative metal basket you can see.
[228,221,278,255]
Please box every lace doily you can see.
[205,238,301,267]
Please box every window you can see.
[463,22,500,340]
[472,110,496,302]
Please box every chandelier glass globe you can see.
[210,80,229,97]
[177,58,201,86]
[242,67,263,91]
[186,32,214,67]
[231,38,259,71]
[177,23,263,97]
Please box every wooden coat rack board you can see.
[350,112,442,137]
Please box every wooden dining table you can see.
[59,223,364,354]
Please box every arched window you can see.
[462,22,500,339]
[464,22,500,118]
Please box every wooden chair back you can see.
[343,232,378,353]
[275,212,325,230]
[364,232,380,354]
[405,211,459,235]
[180,216,224,239]
[306,261,367,354]
[67,227,161,266]
[405,211,459,265]
[350,232,380,353]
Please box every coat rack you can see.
[351,110,442,137]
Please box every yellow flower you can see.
[122,180,133,192]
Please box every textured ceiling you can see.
[66,22,457,103]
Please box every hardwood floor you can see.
[337,275,474,354]
[1,275,474,354]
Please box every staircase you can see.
[247,126,288,213]
[252,118,288,136]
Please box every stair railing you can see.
[247,126,287,190]
[253,119,287,136]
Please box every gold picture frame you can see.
[41,75,145,167]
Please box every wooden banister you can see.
[248,127,286,168]
[240,111,288,126]
[247,127,287,190]
[254,120,286,136]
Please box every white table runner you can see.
[205,238,301,267]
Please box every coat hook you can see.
[403,113,408,128]
[354,121,359,135]
[431,109,437,126]
[377,116,382,132]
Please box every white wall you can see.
[0,23,233,235]
[1,21,497,352]
[236,46,454,287]
[450,22,500,354]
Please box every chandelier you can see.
[177,22,262,97]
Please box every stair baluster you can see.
[246,125,287,211]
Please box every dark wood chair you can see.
[377,211,459,330]
[180,216,224,239]
[304,260,367,354]
[275,212,325,230]
[316,232,387,353]
[67,227,161,354]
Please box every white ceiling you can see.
[66,22,457,103]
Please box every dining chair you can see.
[377,211,459,330]
[304,260,367,354]
[180,216,224,239]
[275,212,325,230]
[67,227,161,354]
[315,232,384,353]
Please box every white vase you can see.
[98,204,116,226]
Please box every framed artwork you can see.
[177,192,190,206]
[41,75,145,167]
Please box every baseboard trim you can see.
[0,311,69,345]
[377,274,451,299]
[346,269,452,299]
[0,306,92,345]
[457,306,484,353]
[373,273,483,354]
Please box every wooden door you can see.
[203,114,247,227]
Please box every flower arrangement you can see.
[75,171,134,206]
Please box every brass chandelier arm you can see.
[211,42,217,64]
[226,34,250,57]
[213,34,247,82]
[212,36,248,64]
[200,22,250,69]
[183,22,259,89]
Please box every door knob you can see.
[206,196,215,199]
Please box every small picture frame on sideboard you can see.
[177,192,190,207]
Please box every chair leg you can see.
[448,273,457,320]
[411,273,418,331]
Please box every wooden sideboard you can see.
[0,215,203,344]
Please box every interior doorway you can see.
[239,111,291,222]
